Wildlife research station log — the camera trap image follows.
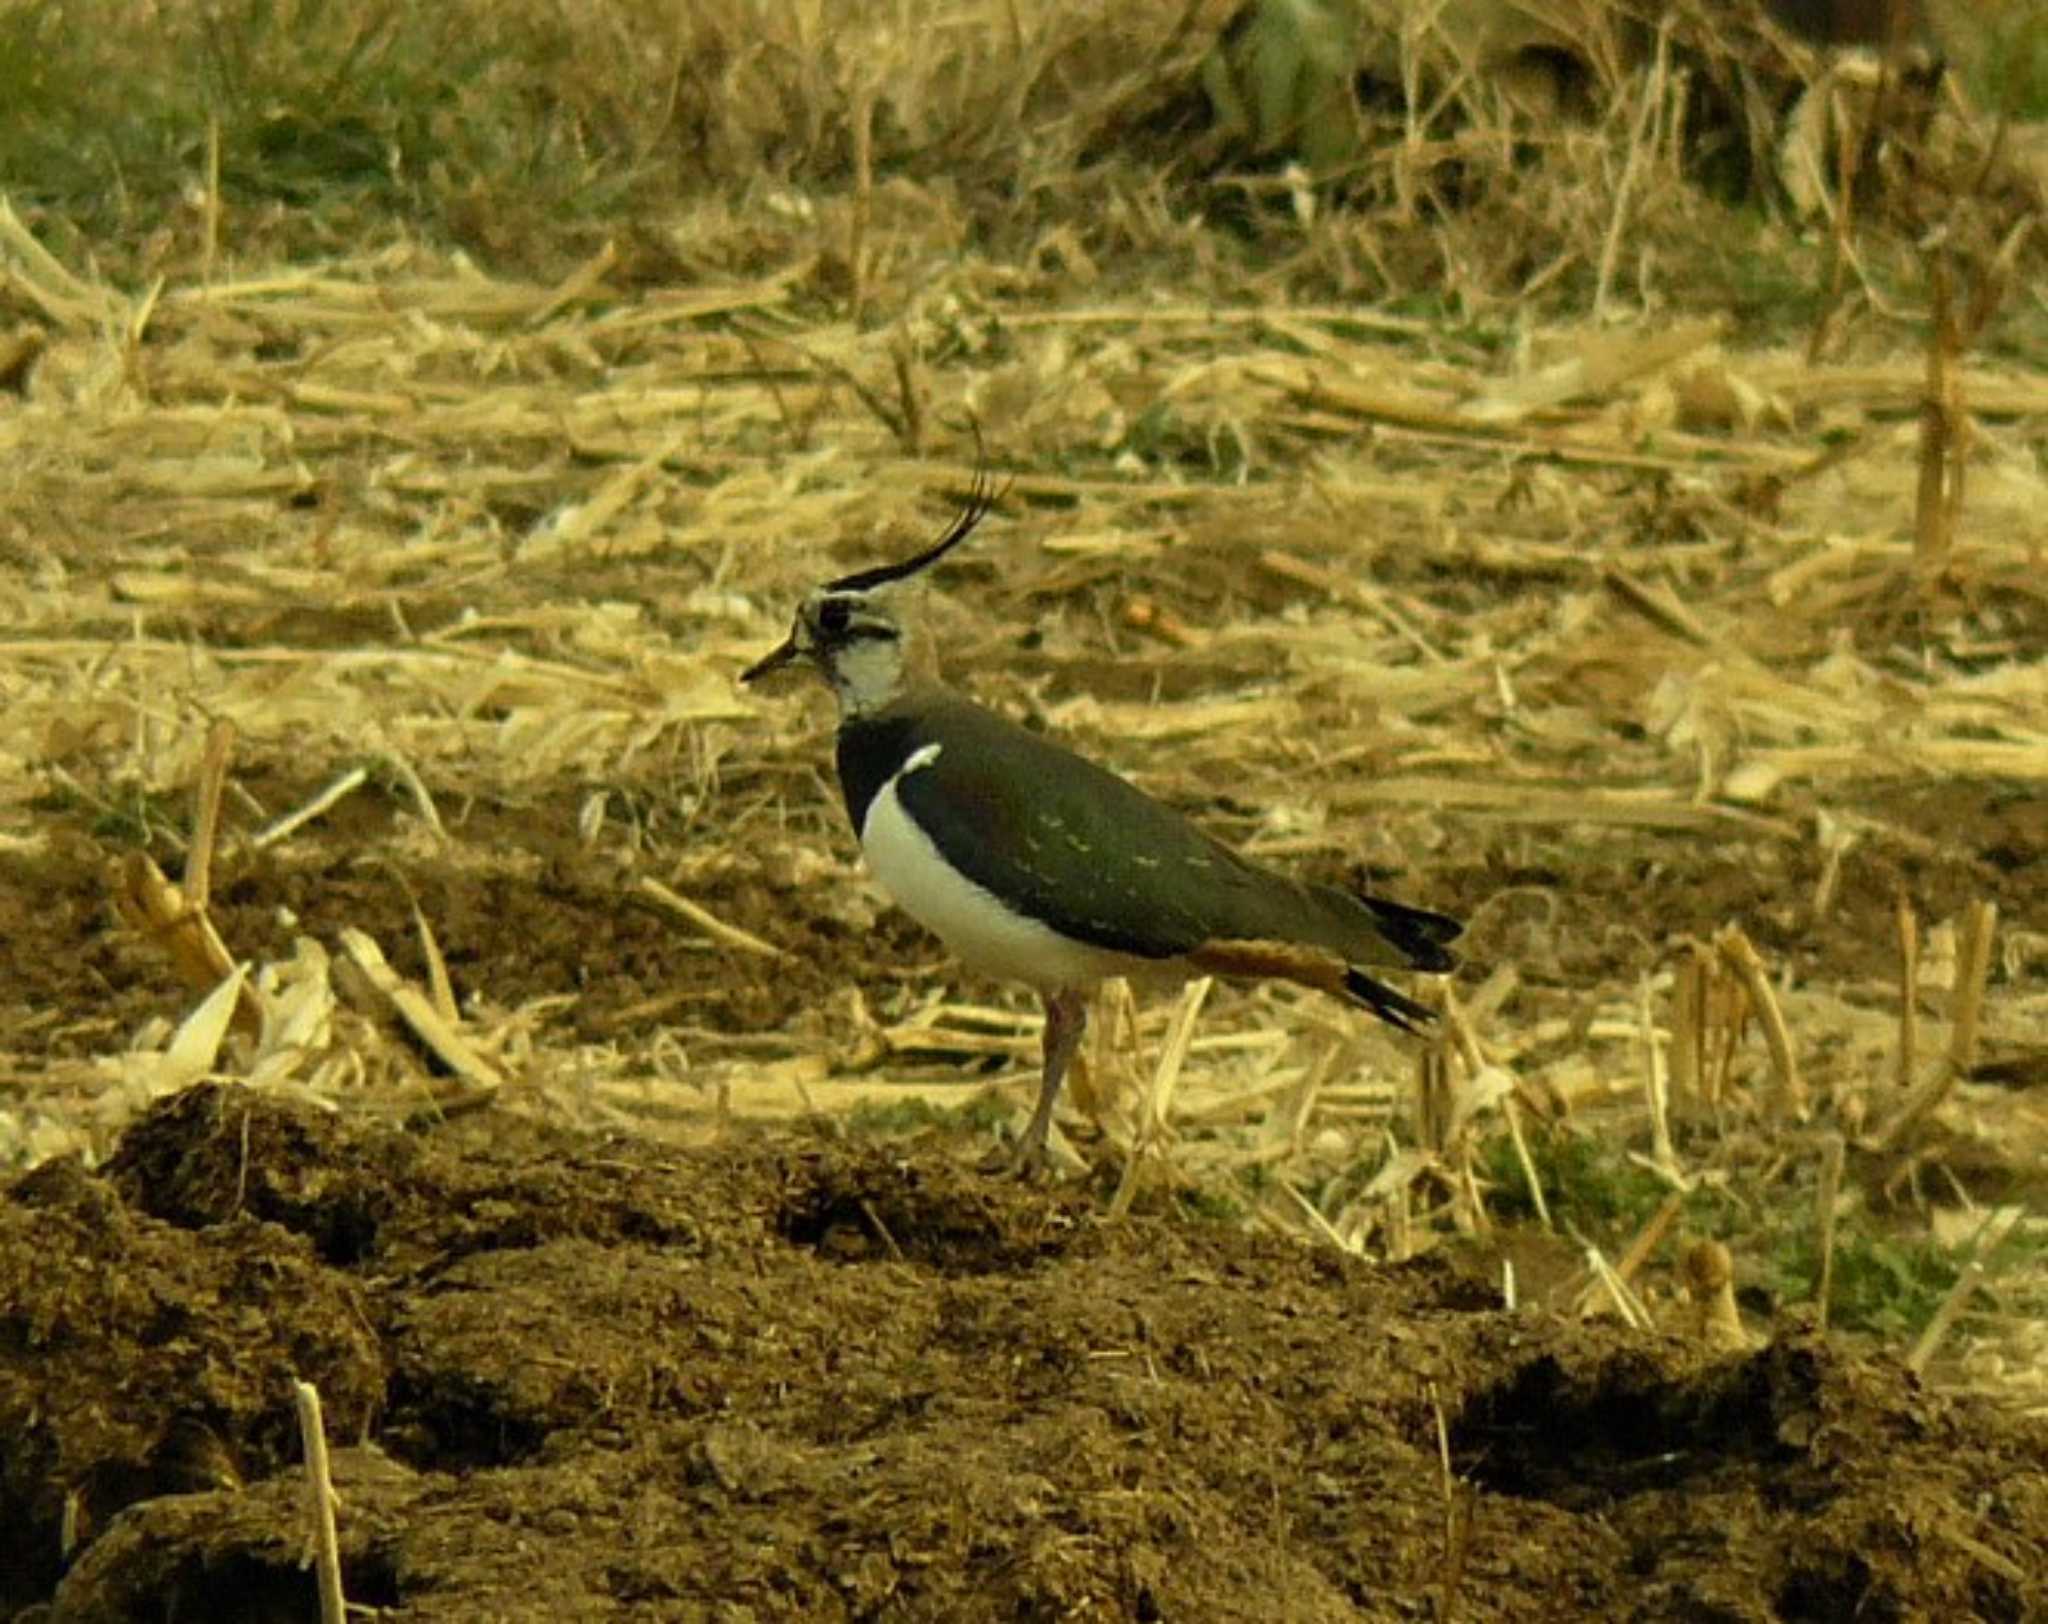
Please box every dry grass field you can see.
[3,1,2047,1617]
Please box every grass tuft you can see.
[845,1092,1011,1139]
[0,0,1204,274]
[1482,1129,1674,1244]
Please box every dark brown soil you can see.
[4,1084,2042,1622]
[10,731,2041,1078]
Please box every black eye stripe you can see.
[812,597,897,641]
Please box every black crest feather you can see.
[825,462,1003,594]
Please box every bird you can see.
[741,470,1462,1170]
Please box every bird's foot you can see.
[979,1123,1077,1182]
[978,1135,1050,1181]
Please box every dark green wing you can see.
[861,695,1453,969]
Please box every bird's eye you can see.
[817,598,852,636]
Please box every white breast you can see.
[859,743,1140,993]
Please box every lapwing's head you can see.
[742,471,999,717]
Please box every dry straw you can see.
[2,27,2045,1387]
[293,1380,346,1624]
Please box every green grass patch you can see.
[1482,1128,1677,1244]
[1761,1205,2048,1340]
[0,0,663,265]
[844,1092,1011,1139]
[1175,1184,1249,1224]
[1765,1223,1961,1339]
[32,780,190,848]
[1483,1126,2046,1340]
[1940,0,2048,117]
[0,0,1193,274]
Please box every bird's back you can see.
[839,691,1455,975]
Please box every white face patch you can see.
[822,618,911,717]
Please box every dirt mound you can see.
[2,1084,2040,1621]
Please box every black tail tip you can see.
[1344,967,1438,1034]
[1363,895,1462,974]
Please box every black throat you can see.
[835,711,926,836]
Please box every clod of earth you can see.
[2,1084,2042,1621]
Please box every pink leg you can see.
[1013,987,1087,1171]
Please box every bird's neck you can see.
[828,627,940,719]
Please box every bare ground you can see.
[3,1082,2043,1622]
[3,128,2047,1617]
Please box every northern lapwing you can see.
[742,471,1462,1169]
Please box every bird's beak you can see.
[740,634,803,685]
